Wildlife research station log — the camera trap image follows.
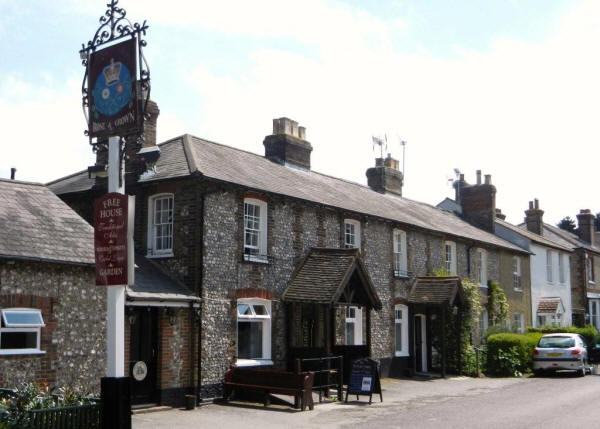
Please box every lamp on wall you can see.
[127,307,137,325]
[164,307,177,325]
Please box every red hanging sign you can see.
[94,193,129,286]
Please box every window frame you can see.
[513,256,522,291]
[243,198,268,263]
[394,304,409,357]
[444,241,457,275]
[512,313,524,333]
[236,298,272,366]
[588,256,595,284]
[546,249,554,283]
[558,252,566,284]
[0,308,45,355]
[344,219,361,250]
[147,193,174,258]
[393,229,408,277]
[475,248,487,288]
[345,306,363,345]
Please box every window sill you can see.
[393,270,412,279]
[513,288,523,292]
[0,350,46,356]
[243,254,269,264]
[394,351,409,358]
[236,359,273,367]
[146,252,174,259]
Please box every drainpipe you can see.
[195,187,206,401]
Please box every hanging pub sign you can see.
[345,358,383,404]
[94,193,135,286]
[87,38,140,139]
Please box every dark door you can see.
[129,307,158,405]
[414,315,423,372]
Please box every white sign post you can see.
[107,135,125,378]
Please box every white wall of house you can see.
[530,243,572,327]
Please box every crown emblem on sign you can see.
[103,59,122,85]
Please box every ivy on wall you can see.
[488,281,509,327]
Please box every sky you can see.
[0,0,598,226]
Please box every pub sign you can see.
[88,38,140,138]
[94,193,134,286]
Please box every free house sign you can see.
[88,38,140,138]
[94,193,129,286]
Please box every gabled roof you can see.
[0,178,94,265]
[126,253,199,303]
[536,298,564,315]
[48,134,527,254]
[46,169,94,195]
[538,223,600,255]
[282,248,382,310]
[496,218,572,252]
[407,276,464,306]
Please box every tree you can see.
[557,216,577,233]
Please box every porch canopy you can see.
[282,248,381,378]
[407,276,465,377]
[282,247,382,310]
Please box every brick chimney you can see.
[576,209,595,245]
[524,199,544,235]
[495,208,506,220]
[366,153,404,196]
[457,170,496,233]
[263,118,312,170]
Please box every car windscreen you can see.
[538,336,575,348]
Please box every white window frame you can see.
[589,300,600,330]
[147,193,174,257]
[479,309,489,339]
[475,248,487,288]
[558,252,566,284]
[394,304,409,357]
[444,241,457,275]
[243,198,268,263]
[345,306,363,345]
[236,298,272,366]
[393,229,408,277]
[512,313,524,333]
[0,308,45,355]
[513,257,522,291]
[344,219,361,249]
[546,250,553,283]
[588,256,595,283]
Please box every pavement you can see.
[132,375,529,429]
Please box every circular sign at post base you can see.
[132,361,148,381]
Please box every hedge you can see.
[486,332,542,376]
[527,326,597,345]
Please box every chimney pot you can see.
[264,117,312,169]
[459,173,465,181]
[10,167,16,180]
[476,170,482,185]
[534,198,539,209]
[525,199,544,235]
[484,174,491,185]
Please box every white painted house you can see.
[495,200,573,327]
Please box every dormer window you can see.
[244,198,268,262]
[147,194,174,257]
[344,219,361,249]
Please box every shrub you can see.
[486,332,541,376]
[527,325,598,345]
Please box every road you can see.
[133,373,599,429]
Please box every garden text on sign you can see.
[94,193,129,286]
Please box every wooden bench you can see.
[223,367,315,411]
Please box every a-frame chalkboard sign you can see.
[345,358,383,404]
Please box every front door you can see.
[129,307,158,405]
[414,314,427,373]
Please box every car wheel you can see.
[533,369,543,377]
[577,360,586,377]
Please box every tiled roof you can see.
[407,276,464,306]
[126,254,199,303]
[47,134,527,253]
[496,218,572,252]
[540,223,600,255]
[46,169,94,195]
[0,178,94,265]
[537,298,562,314]
[282,248,382,309]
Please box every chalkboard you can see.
[345,358,383,404]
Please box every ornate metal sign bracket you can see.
[79,0,150,155]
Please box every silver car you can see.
[532,333,590,376]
